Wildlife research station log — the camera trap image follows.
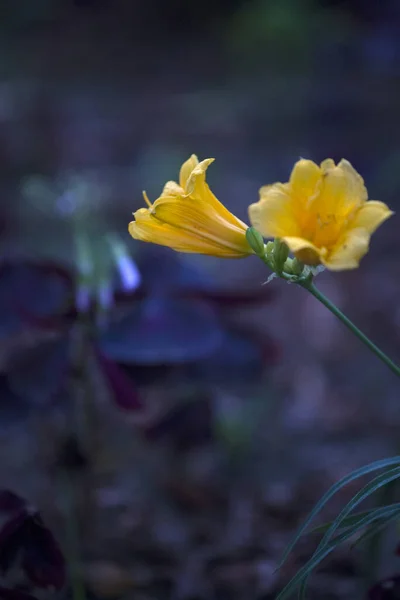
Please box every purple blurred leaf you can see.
[177,283,275,307]
[21,517,65,590]
[0,511,28,573]
[132,247,209,294]
[131,247,275,307]
[0,492,27,514]
[0,587,37,600]
[0,262,73,334]
[115,363,175,387]
[7,336,69,406]
[96,350,143,411]
[0,492,65,591]
[16,264,73,323]
[99,296,223,365]
[191,329,278,384]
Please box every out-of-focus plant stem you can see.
[60,473,87,600]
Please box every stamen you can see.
[143,191,156,214]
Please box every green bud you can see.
[273,238,290,272]
[245,227,265,257]
[263,240,275,269]
[265,241,274,258]
[283,258,294,274]
[291,257,305,276]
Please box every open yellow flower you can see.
[249,158,393,270]
[129,155,252,258]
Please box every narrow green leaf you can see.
[319,466,400,549]
[299,504,400,599]
[309,508,379,534]
[352,509,400,550]
[298,578,307,600]
[276,508,395,600]
[278,455,400,568]
[298,470,400,598]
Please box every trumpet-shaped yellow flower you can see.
[129,155,252,258]
[249,158,393,270]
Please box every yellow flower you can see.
[249,158,393,270]
[129,155,252,258]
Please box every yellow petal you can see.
[184,158,248,228]
[249,157,392,271]
[161,181,183,197]
[289,159,321,202]
[248,185,300,238]
[259,182,288,197]
[350,200,393,233]
[317,159,367,216]
[317,164,349,213]
[320,158,335,172]
[129,210,245,257]
[322,227,370,270]
[185,158,215,197]
[337,159,367,203]
[130,156,252,258]
[179,154,199,189]
[280,236,322,265]
[151,195,250,255]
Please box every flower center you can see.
[300,208,355,251]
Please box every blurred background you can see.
[1,1,400,598]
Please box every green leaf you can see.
[307,506,400,554]
[309,508,379,534]
[276,508,397,600]
[298,578,307,600]
[298,504,400,599]
[318,466,400,549]
[278,455,400,568]
[298,469,400,598]
[351,507,400,550]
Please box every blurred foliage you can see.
[225,0,353,72]
[0,0,61,29]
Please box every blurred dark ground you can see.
[1,1,400,598]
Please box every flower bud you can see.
[291,258,305,276]
[273,238,289,272]
[245,227,265,257]
[265,241,274,260]
[282,258,294,274]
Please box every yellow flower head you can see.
[249,158,393,270]
[129,155,252,258]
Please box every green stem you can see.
[61,473,86,600]
[300,280,400,379]
[300,278,400,590]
